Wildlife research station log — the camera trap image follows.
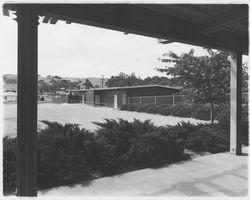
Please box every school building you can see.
[71,85,180,108]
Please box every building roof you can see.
[3,4,248,54]
[3,91,17,96]
[72,85,181,92]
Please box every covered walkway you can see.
[39,147,248,196]
[2,3,248,196]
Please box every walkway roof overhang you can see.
[3,3,249,55]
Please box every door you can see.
[114,94,118,109]
[82,94,85,104]
[95,94,101,106]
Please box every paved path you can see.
[39,147,248,197]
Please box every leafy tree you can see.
[38,78,80,92]
[52,75,62,79]
[242,63,249,92]
[157,49,231,124]
[105,72,182,88]
[83,79,93,89]
[105,72,143,87]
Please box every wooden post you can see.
[154,96,157,104]
[139,96,142,104]
[16,6,38,196]
[229,51,242,155]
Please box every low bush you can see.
[216,104,249,145]
[37,121,98,188]
[3,137,17,194]
[93,119,186,174]
[3,122,98,194]
[120,104,138,111]
[3,118,234,194]
[126,131,186,168]
[167,122,229,153]
[120,103,216,120]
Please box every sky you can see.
[0,4,248,79]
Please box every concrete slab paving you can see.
[38,147,248,197]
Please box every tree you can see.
[105,72,143,87]
[83,79,93,89]
[157,49,231,124]
[242,63,249,92]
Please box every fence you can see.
[127,95,193,105]
[127,92,248,106]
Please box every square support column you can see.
[16,6,38,196]
[229,51,242,155]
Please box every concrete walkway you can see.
[39,147,248,197]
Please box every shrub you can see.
[190,104,211,120]
[3,137,17,194]
[216,104,249,145]
[135,104,154,113]
[170,104,192,117]
[120,103,217,121]
[3,118,234,194]
[37,122,97,187]
[93,119,157,174]
[167,122,229,153]
[144,104,163,114]
[3,122,98,194]
[126,131,187,168]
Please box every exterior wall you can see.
[51,95,69,104]
[69,95,82,103]
[86,90,95,105]
[127,87,179,97]
[84,87,180,107]
[70,91,86,103]
[96,90,127,108]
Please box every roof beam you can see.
[49,17,58,24]
[3,4,248,54]
[42,15,50,23]
[158,39,175,44]
[198,5,248,34]
[3,7,9,16]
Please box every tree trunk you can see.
[210,102,214,124]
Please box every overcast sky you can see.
[1,8,248,79]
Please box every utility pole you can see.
[101,75,104,88]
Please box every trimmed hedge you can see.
[3,118,233,194]
[167,122,229,153]
[120,103,218,120]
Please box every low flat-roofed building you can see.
[72,85,180,108]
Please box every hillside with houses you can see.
[3,74,108,91]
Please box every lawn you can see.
[3,103,209,137]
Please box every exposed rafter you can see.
[180,4,212,16]
[42,15,50,23]
[198,5,248,34]
[158,39,175,44]
[49,17,58,24]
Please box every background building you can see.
[72,85,180,108]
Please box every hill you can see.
[3,74,108,90]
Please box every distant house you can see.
[3,90,17,102]
[71,85,180,108]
